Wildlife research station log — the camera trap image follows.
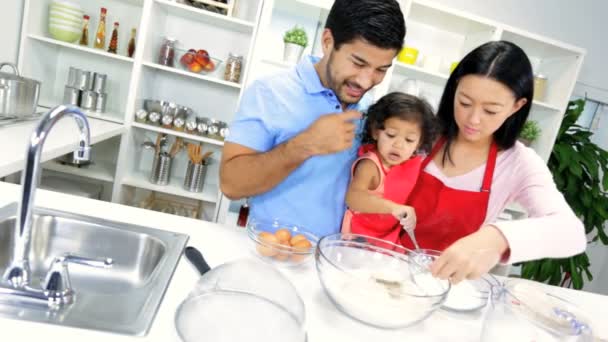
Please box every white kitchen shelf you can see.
[43,159,116,183]
[27,34,135,63]
[393,61,449,84]
[132,122,225,146]
[262,58,296,69]
[122,170,218,203]
[142,62,242,89]
[155,0,255,33]
[294,0,333,10]
[532,100,561,112]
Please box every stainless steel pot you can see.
[0,62,40,119]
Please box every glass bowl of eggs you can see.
[246,219,319,267]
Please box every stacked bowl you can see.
[49,1,84,43]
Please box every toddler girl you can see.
[342,92,437,244]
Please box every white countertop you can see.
[0,181,606,341]
[0,117,124,178]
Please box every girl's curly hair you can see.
[361,92,438,153]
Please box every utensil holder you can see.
[183,161,207,192]
[150,152,172,185]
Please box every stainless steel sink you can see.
[0,202,189,336]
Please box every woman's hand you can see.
[430,225,509,284]
[391,205,416,230]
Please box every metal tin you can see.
[67,67,79,87]
[63,86,81,106]
[92,73,107,93]
[80,90,98,110]
[149,152,172,185]
[77,70,92,90]
[183,161,207,192]
[95,92,107,113]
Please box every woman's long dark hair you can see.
[437,41,534,165]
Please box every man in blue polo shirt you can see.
[220,0,406,237]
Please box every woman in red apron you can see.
[401,41,586,284]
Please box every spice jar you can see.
[135,109,148,123]
[224,53,243,83]
[158,37,178,67]
[533,74,548,102]
[148,111,161,125]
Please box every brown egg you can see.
[274,228,292,243]
[289,234,308,246]
[292,239,312,252]
[273,240,291,261]
[290,240,313,262]
[257,232,279,257]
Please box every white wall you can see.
[429,0,608,103]
[0,0,24,65]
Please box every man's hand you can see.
[293,110,362,157]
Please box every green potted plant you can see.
[517,99,608,289]
[283,26,308,64]
[519,120,541,146]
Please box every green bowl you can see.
[49,24,81,43]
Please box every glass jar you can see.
[533,74,548,102]
[482,281,593,342]
[224,53,243,83]
[158,37,178,67]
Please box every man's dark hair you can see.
[325,0,406,51]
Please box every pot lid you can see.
[0,63,41,84]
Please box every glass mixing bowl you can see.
[315,233,450,329]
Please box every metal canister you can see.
[149,152,172,185]
[80,90,98,110]
[67,67,79,87]
[92,73,107,93]
[63,86,81,106]
[95,92,107,112]
[185,114,198,134]
[77,70,92,90]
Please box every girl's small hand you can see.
[391,205,416,230]
[430,225,509,284]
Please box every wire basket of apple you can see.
[178,48,222,75]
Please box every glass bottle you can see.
[79,15,90,46]
[107,22,119,54]
[224,53,243,83]
[158,37,177,67]
[93,7,107,49]
[127,28,137,58]
[237,199,250,227]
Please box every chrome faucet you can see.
[1,105,111,308]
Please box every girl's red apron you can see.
[400,137,498,251]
